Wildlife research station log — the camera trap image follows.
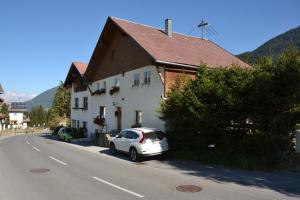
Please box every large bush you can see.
[160,49,300,169]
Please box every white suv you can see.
[109,127,169,161]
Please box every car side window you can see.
[132,132,139,139]
[125,131,139,139]
[125,131,133,139]
[120,131,127,138]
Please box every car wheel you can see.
[110,143,116,154]
[129,148,139,162]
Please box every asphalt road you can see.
[0,134,299,200]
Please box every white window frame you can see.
[143,71,151,85]
[133,73,140,87]
[102,81,106,90]
[135,110,142,125]
[99,106,106,119]
[114,78,120,87]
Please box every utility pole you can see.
[198,18,208,39]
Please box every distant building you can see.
[0,83,5,131]
[8,102,29,129]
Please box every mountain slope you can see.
[239,26,300,60]
[25,86,58,111]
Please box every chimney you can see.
[165,19,172,37]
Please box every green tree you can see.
[48,82,71,128]
[28,106,48,127]
[160,48,300,169]
[0,103,9,124]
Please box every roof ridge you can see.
[110,16,208,40]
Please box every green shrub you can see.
[160,48,300,169]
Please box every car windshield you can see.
[65,128,73,134]
[144,131,165,140]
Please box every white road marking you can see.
[32,146,40,152]
[92,176,144,198]
[49,156,67,166]
[26,141,30,145]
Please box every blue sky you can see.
[0,0,299,101]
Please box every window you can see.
[114,78,120,87]
[83,97,88,109]
[72,119,76,128]
[102,81,106,90]
[119,130,126,138]
[97,83,100,90]
[143,71,151,85]
[99,106,106,119]
[125,131,139,139]
[77,120,80,129]
[135,111,142,125]
[82,121,87,128]
[133,73,140,87]
[125,131,138,139]
[75,98,79,108]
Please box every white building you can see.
[8,102,28,129]
[65,17,250,138]
[64,62,92,137]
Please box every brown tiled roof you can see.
[64,62,88,87]
[73,62,88,75]
[111,17,250,68]
[0,83,3,94]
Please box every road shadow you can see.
[98,148,165,163]
[39,133,97,147]
[153,158,300,197]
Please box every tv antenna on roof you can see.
[188,18,220,39]
[198,18,208,39]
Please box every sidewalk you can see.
[66,140,109,155]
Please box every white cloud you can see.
[0,91,37,102]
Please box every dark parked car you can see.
[52,126,63,136]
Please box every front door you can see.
[117,107,122,131]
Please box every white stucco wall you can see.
[91,65,165,133]
[9,112,24,124]
[70,65,166,138]
[9,112,27,129]
[70,87,93,137]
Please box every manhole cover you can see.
[176,185,202,193]
[30,168,50,173]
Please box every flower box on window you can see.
[93,88,106,96]
[109,86,120,95]
[93,116,105,126]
